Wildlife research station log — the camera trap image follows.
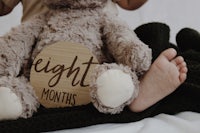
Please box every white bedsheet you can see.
[49,112,200,133]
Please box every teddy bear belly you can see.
[35,30,103,57]
[27,27,106,78]
[34,10,105,59]
[22,31,105,80]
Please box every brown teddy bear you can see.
[0,0,151,120]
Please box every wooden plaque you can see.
[30,41,98,108]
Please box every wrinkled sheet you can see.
[50,112,200,133]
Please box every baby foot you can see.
[0,87,22,120]
[129,48,187,112]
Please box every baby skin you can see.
[129,48,187,112]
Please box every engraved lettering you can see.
[40,88,77,106]
[81,57,98,87]
[33,56,97,88]
[66,56,80,87]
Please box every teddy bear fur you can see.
[0,0,152,120]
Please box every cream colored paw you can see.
[0,87,22,120]
[96,69,135,108]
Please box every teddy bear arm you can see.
[102,20,152,73]
[0,15,46,77]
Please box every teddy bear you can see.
[0,0,152,120]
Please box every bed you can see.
[0,0,200,132]
[50,112,200,133]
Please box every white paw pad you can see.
[96,69,135,108]
[0,87,22,120]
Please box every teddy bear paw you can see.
[0,87,22,120]
[96,69,135,109]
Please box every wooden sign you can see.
[30,41,98,108]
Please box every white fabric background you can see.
[0,0,200,43]
[118,0,200,43]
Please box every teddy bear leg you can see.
[0,76,39,120]
[90,63,139,114]
[0,87,22,120]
